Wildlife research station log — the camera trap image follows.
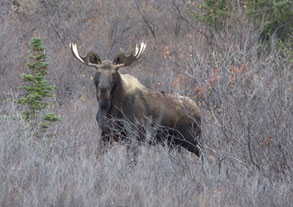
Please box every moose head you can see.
[69,41,201,159]
[70,42,146,102]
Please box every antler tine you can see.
[134,42,146,59]
[113,42,146,68]
[69,42,101,67]
[134,45,139,57]
[69,42,85,64]
[129,42,146,61]
[129,42,146,63]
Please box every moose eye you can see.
[115,57,121,63]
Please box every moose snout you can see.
[98,87,111,99]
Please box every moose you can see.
[69,41,202,158]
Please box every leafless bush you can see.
[187,27,293,182]
[1,96,292,206]
[0,0,292,206]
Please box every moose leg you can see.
[96,131,111,155]
[182,141,201,157]
[124,121,141,165]
[96,110,112,156]
[175,128,201,157]
[125,142,139,166]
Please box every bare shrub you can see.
[1,96,292,206]
[0,0,292,206]
[188,26,293,182]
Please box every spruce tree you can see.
[17,37,58,123]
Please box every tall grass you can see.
[1,49,292,207]
[0,0,292,206]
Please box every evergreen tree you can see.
[17,37,58,123]
[189,0,293,42]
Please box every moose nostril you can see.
[99,87,109,96]
[101,88,106,93]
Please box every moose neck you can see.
[110,73,124,109]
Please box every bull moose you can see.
[69,42,202,158]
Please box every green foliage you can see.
[43,113,59,121]
[189,0,228,31]
[246,0,293,59]
[17,37,58,123]
[188,0,293,58]
[0,114,9,120]
[189,0,293,41]
[275,38,293,62]
[246,0,293,41]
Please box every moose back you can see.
[70,42,201,157]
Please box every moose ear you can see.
[113,42,146,67]
[113,53,124,65]
[85,52,101,65]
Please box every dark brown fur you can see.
[70,42,201,157]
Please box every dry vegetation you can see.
[0,0,292,206]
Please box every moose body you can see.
[70,42,201,157]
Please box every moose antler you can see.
[69,42,101,66]
[114,42,146,67]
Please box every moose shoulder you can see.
[70,42,201,157]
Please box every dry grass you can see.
[0,96,292,207]
[0,0,292,206]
